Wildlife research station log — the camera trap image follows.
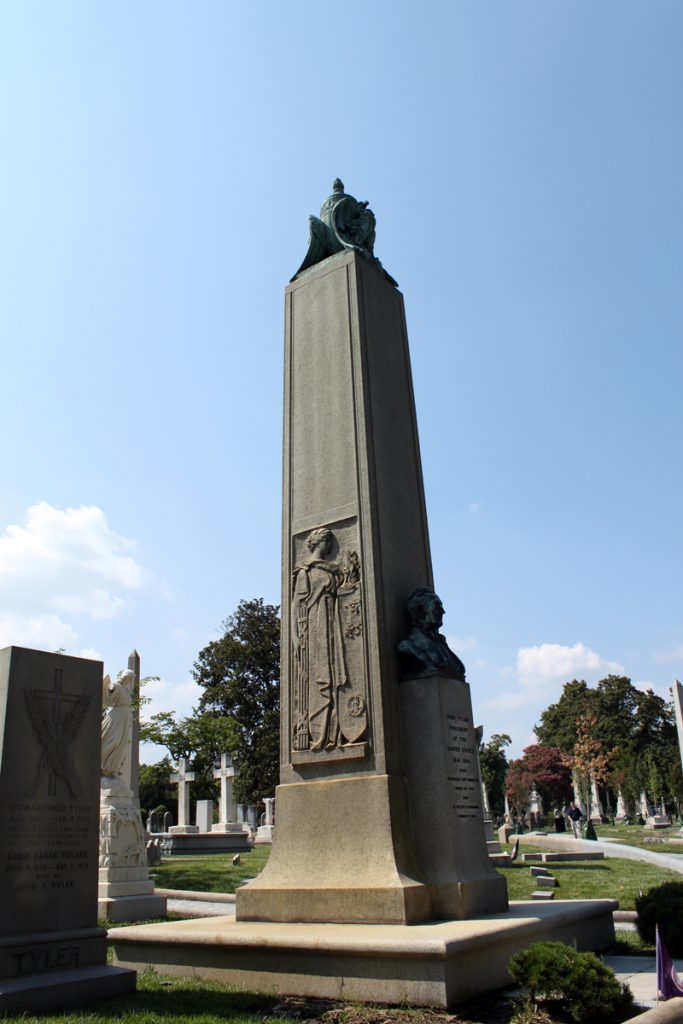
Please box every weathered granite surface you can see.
[0,646,135,1009]
[112,899,616,1008]
[238,250,439,924]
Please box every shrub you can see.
[509,941,634,1024]
[636,882,683,955]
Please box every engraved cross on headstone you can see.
[213,753,237,824]
[170,756,196,827]
[33,668,81,797]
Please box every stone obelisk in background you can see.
[237,180,507,924]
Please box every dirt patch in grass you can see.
[265,993,522,1024]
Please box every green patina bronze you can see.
[398,587,467,681]
[291,179,397,286]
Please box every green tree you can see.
[479,733,511,816]
[534,679,595,752]
[535,675,681,812]
[139,757,176,816]
[194,598,280,804]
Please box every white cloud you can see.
[77,646,105,662]
[517,642,623,688]
[633,678,675,701]
[481,641,624,713]
[0,612,77,651]
[655,644,683,663]
[447,634,478,653]
[0,502,145,654]
[141,675,203,720]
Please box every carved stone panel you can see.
[290,518,369,760]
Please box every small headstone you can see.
[530,866,553,877]
[536,876,559,888]
[163,811,173,832]
[146,839,162,867]
[531,890,555,900]
[0,647,135,1010]
[196,799,213,833]
[255,796,276,844]
[232,854,241,866]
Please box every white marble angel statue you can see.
[101,669,135,779]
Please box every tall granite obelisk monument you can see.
[237,181,507,924]
[113,185,615,1006]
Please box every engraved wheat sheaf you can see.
[24,689,91,797]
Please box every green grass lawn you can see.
[499,850,683,909]
[150,846,271,894]
[9,966,300,1024]
[149,834,682,911]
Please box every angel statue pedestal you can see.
[111,183,617,1007]
[98,655,167,923]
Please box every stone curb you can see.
[154,888,235,904]
[623,998,683,1023]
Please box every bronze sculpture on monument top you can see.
[292,178,398,286]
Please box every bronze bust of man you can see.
[398,587,466,681]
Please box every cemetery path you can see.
[154,887,237,919]
[167,898,236,918]
[518,833,683,874]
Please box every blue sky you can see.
[1,2,681,761]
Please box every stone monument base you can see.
[645,816,670,830]
[98,893,167,924]
[0,964,135,1013]
[212,822,247,834]
[0,926,135,1012]
[168,825,200,835]
[111,899,616,1008]
[235,774,432,925]
[162,832,252,855]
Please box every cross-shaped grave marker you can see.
[170,756,196,827]
[212,753,237,826]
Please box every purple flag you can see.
[656,925,683,999]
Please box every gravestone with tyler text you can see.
[0,646,135,1011]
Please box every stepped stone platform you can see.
[112,899,616,1008]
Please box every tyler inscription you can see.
[13,944,80,977]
